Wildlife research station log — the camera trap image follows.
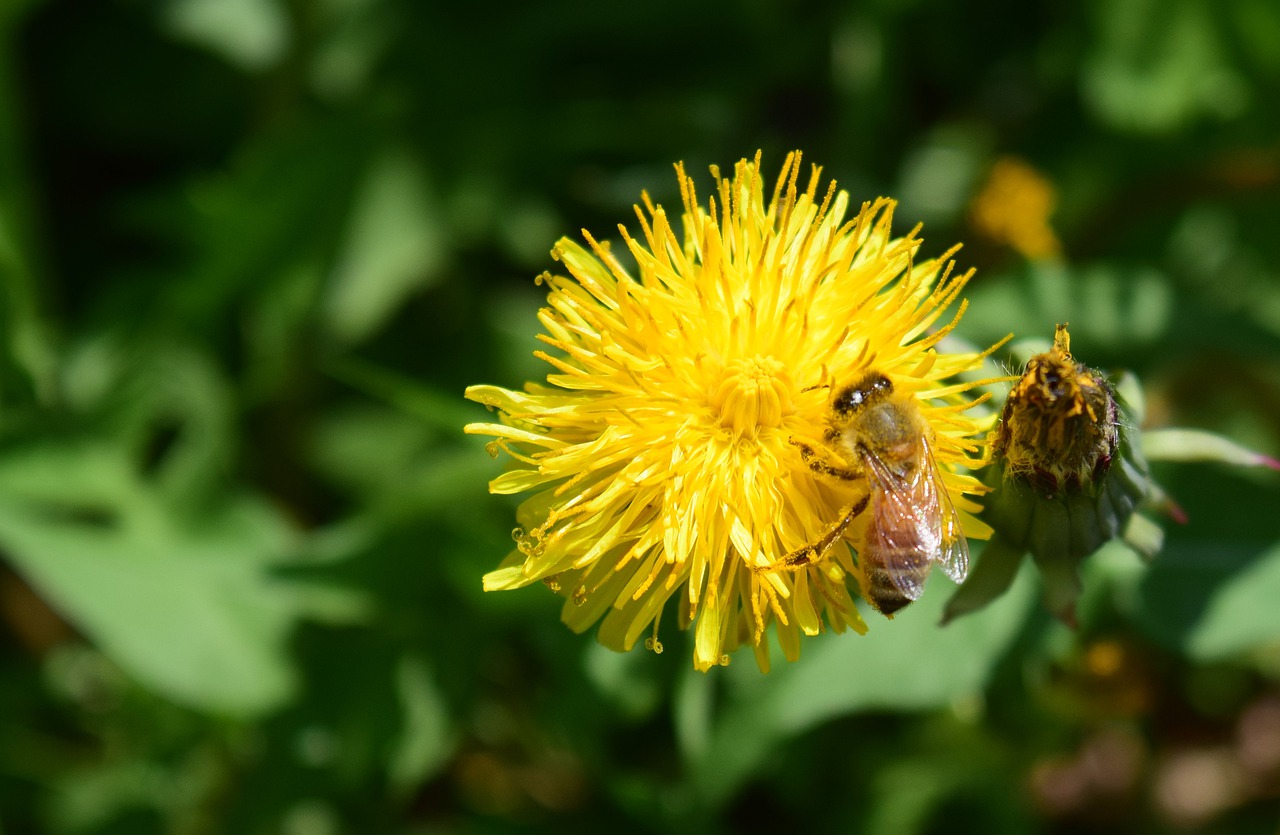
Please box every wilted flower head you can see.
[981,325,1149,619]
[944,324,1151,624]
[949,323,1280,626]
[466,152,1003,671]
[994,323,1121,496]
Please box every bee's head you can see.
[832,371,894,417]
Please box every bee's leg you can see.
[784,494,869,566]
[754,494,870,574]
[791,439,862,482]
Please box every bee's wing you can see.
[923,435,970,583]
[860,447,938,602]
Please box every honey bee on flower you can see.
[761,369,971,617]
[466,152,1008,671]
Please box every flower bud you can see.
[947,324,1279,626]
[984,324,1150,564]
[946,324,1150,624]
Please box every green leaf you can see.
[584,641,663,720]
[45,760,173,833]
[1142,428,1280,470]
[0,442,363,716]
[322,146,444,344]
[683,563,1036,804]
[169,119,372,326]
[1230,0,1280,75]
[942,536,1025,624]
[60,338,237,502]
[308,404,438,497]
[161,0,291,72]
[387,654,454,793]
[961,262,1174,355]
[1082,0,1248,133]
[325,356,478,433]
[1178,541,1280,660]
[0,6,55,410]
[308,0,392,99]
[894,124,989,226]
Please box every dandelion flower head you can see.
[466,152,1002,671]
[993,323,1120,493]
[969,157,1061,260]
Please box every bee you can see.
[778,370,969,616]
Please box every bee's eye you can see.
[834,373,893,415]
[833,386,863,415]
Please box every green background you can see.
[2,0,1279,832]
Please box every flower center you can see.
[710,356,794,435]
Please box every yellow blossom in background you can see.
[466,152,1003,671]
[969,157,1062,259]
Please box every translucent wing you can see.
[860,445,940,602]
[923,435,970,583]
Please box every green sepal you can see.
[967,396,1156,625]
[981,402,1151,564]
[1122,512,1165,562]
[1141,427,1280,471]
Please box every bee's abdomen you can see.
[863,550,931,616]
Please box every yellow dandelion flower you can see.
[969,157,1062,259]
[466,152,1004,672]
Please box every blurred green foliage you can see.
[1,0,1279,832]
